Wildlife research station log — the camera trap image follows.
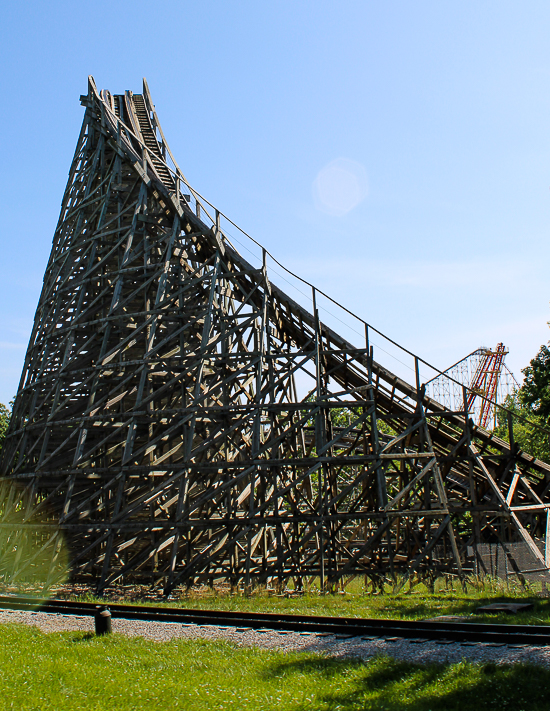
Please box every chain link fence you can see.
[468,539,550,583]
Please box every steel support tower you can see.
[2,78,550,593]
[466,344,508,429]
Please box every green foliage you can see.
[520,343,550,420]
[2,623,550,710]
[329,405,357,428]
[493,392,550,463]
[0,402,10,454]
[490,340,550,463]
[377,418,397,438]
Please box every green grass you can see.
[61,577,550,627]
[0,623,548,710]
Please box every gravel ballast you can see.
[2,608,550,667]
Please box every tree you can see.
[494,392,550,463]
[519,343,550,421]
[491,338,550,464]
[0,402,10,455]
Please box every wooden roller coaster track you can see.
[1,78,550,594]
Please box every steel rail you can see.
[0,595,548,646]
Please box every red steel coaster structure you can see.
[1,78,550,594]
[426,344,518,430]
[467,344,509,429]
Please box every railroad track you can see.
[0,595,549,646]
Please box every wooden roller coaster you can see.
[1,78,550,594]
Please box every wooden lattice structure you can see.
[2,78,550,594]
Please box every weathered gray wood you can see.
[1,78,549,595]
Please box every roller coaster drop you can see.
[1,79,550,594]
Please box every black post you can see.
[94,606,112,636]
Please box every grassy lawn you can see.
[59,577,550,627]
[0,623,548,710]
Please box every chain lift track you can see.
[1,78,550,594]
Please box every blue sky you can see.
[1,1,550,404]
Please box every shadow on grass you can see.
[385,596,550,624]
[264,655,550,710]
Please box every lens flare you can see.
[313,158,368,216]
[0,484,69,601]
